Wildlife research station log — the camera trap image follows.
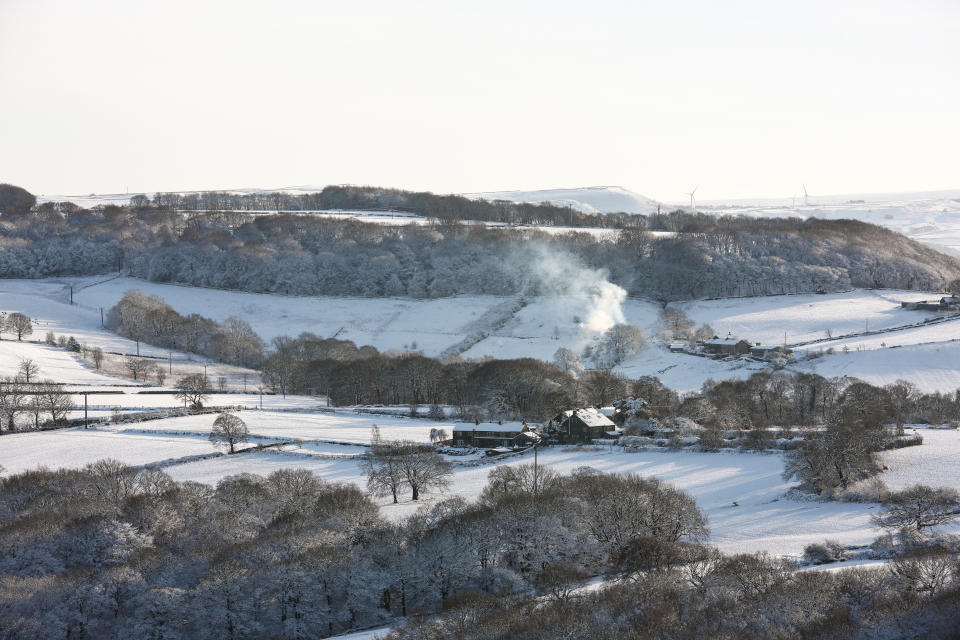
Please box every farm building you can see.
[901,297,960,311]
[749,344,794,361]
[701,337,752,356]
[546,408,618,444]
[452,421,540,449]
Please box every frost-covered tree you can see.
[210,413,249,454]
[175,374,209,408]
[6,312,32,341]
[872,485,960,535]
[17,358,39,383]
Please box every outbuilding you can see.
[452,421,539,449]
[701,337,751,356]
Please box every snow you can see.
[465,186,660,215]
[453,422,529,433]
[676,289,937,346]
[697,189,960,258]
[879,427,960,493]
[617,345,767,393]
[0,278,264,389]
[0,338,120,384]
[792,341,960,393]
[97,409,446,445]
[161,444,882,558]
[0,428,216,475]
[165,452,365,486]
[10,276,957,395]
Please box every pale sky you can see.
[1,0,958,201]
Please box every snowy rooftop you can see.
[453,422,530,433]
[559,408,616,428]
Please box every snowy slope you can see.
[465,186,660,214]
[791,341,960,394]
[676,289,938,346]
[698,190,960,257]
[63,277,960,393]
[0,428,216,475]
[98,409,446,445]
[879,427,960,493]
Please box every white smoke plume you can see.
[517,245,626,335]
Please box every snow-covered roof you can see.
[597,406,616,417]
[704,338,748,346]
[559,408,615,428]
[453,422,529,433]
[489,447,513,453]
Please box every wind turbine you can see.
[686,185,698,211]
[803,184,810,207]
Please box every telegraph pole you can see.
[84,393,88,429]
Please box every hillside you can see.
[465,185,660,215]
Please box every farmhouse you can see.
[701,337,752,356]
[452,421,539,449]
[547,408,617,444]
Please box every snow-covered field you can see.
[879,427,960,493]
[98,409,445,445]
[5,275,958,393]
[7,404,959,558]
[791,341,960,393]
[159,444,881,557]
[0,428,216,475]
[676,289,937,346]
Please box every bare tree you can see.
[40,382,74,424]
[85,459,138,506]
[598,324,645,366]
[153,364,167,386]
[209,412,249,454]
[91,346,104,369]
[176,374,210,408]
[364,440,452,502]
[363,442,406,504]
[6,313,32,341]
[0,377,24,431]
[553,347,584,376]
[124,356,151,381]
[17,358,39,383]
[27,393,43,429]
[394,441,453,501]
[872,485,960,535]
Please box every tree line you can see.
[0,460,708,639]
[3,456,958,638]
[2,183,959,301]
[107,290,264,368]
